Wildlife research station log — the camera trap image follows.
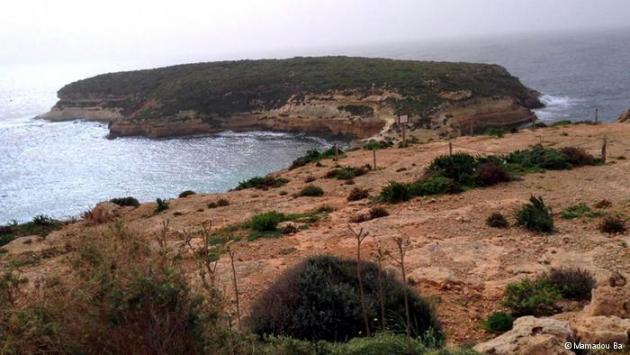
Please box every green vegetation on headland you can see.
[57,56,541,121]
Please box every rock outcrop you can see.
[473,316,575,355]
[618,109,630,122]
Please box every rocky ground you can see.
[2,123,629,351]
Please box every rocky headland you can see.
[38,57,542,139]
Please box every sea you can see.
[1,28,629,224]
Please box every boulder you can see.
[585,285,630,318]
[571,315,630,345]
[474,316,574,355]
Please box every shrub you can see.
[379,181,411,203]
[250,211,286,232]
[32,215,59,227]
[235,176,289,190]
[532,121,548,128]
[347,187,369,201]
[486,213,509,228]
[483,312,513,333]
[208,198,230,209]
[363,139,394,150]
[369,207,389,219]
[559,147,596,166]
[304,175,316,183]
[546,268,596,301]
[503,278,561,316]
[599,216,626,235]
[298,185,324,197]
[290,148,343,170]
[427,153,478,185]
[505,145,571,170]
[326,166,369,180]
[475,161,511,186]
[178,190,195,198]
[155,198,169,213]
[247,255,443,342]
[409,176,460,196]
[593,199,612,209]
[485,128,506,138]
[560,204,591,219]
[338,104,374,116]
[516,195,554,233]
[110,197,140,207]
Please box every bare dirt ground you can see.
[3,123,629,345]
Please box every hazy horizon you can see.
[2,0,629,67]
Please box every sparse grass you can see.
[235,175,289,190]
[486,213,509,228]
[516,195,554,233]
[109,197,140,207]
[297,185,324,197]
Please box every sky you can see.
[1,0,629,67]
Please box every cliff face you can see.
[39,57,542,139]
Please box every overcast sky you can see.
[1,0,629,66]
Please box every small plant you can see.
[347,187,369,201]
[298,185,324,197]
[475,161,511,186]
[178,190,195,198]
[250,211,285,232]
[560,204,592,219]
[379,181,411,203]
[235,175,289,190]
[483,312,513,333]
[110,197,140,207]
[486,213,508,228]
[516,195,554,233]
[207,198,230,209]
[503,278,561,316]
[599,216,626,235]
[559,147,596,166]
[325,166,369,180]
[155,198,169,213]
[546,267,596,301]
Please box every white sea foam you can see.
[534,94,582,121]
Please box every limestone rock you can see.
[474,316,574,355]
[585,286,630,318]
[571,315,630,345]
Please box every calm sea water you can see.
[1,29,629,223]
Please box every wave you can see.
[534,94,582,121]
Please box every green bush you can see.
[155,198,169,213]
[363,140,394,150]
[235,176,289,190]
[475,161,511,186]
[298,185,324,197]
[290,148,343,170]
[248,255,443,342]
[486,213,508,228]
[546,268,596,301]
[427,153,478,185]
[516,195,554,233]
[599,216,626,235]
[379,182,412,203]
[110,197,140,207]
[326,166,369,180]
[250,211,286,232]
[483,312,513,333]
[503,278,561,316]
[505,145,571,170]
[178,190,195,198]
[347,188,369,201]
[409,176,460,196]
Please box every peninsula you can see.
[40,57,542,138]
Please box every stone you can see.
[609,271,627,287]
[571,315,630,345]
[585,286,630,319]
[474,316,574,355]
